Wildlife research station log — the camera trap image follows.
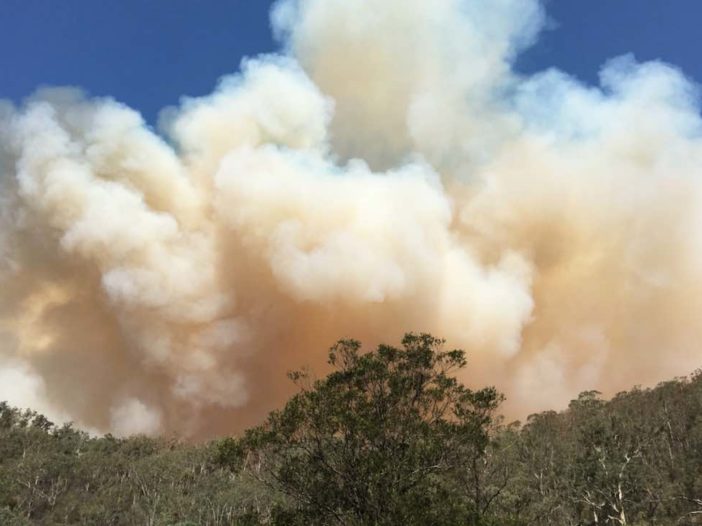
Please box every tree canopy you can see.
[227,333,503,525]
[1,334,702,525]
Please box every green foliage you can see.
[495,373,702,525]
[234,333,503,525]
[0,403,274,525]
[1,337,702,525]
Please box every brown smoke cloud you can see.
[1,0,702,437]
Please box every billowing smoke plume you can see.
[2,0,702,437]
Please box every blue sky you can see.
[1,1,700,124]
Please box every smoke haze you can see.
[2,0,702,437]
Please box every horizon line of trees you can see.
[1,333,702,525]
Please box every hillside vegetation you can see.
[1,334,701,525]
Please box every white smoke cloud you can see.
[0,357,68,424]
[110,398,162,437]
[0,0,701,436]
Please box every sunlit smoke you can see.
[1,0,702,437]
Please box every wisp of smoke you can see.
[2,0,702,437]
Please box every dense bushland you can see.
[2,334,701,525]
